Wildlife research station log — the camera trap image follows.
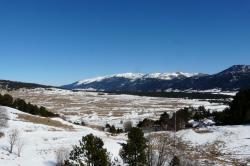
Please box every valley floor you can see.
[0,88,249,165]
[1,88,228,129]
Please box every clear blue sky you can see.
[0,0,249,85]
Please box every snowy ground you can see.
[1,88,249,165]
[1,106,250,165]
[0,106,125,166]
[178,126,250,165]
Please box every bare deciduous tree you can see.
[8,129,19,153]
[17,139,25,157]
[55,147,70,166]
[123,121,132,132]
[146,134,174,166]
[0,107,8,129]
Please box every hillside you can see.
[0,80,53,90]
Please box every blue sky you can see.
[0,0,249,85]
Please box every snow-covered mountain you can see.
[74,72,199,85]
[216,65,250,75]
[63,72,201,91]
[63,65,250,92]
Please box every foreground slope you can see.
[0,106,124,166]
[0,105,250,165]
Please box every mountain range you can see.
[1,65,250,92]
[62,65,250,92]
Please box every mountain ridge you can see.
[63,65,250,92]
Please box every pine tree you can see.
[159,112,169,129]
[66,134,110,166]
[0,94,13,107]
[120,127,147,166]
[214,89,250,125]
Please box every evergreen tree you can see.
[214,89,250,125]
[0,94,13,107]
[13,98,27,111]
[67,134,110,166]
[120,127,147,166]
[159,112,170,128]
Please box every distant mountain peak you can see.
[218,65,250,75]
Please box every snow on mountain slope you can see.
[0,106,125,166]
[217,65,250,75]
[62,65,250,91]
[76,73,144,85]
[74,72,199,85]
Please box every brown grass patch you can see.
[86,124,104,131]
[17,114,74,130]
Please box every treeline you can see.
[138,106,211,131]
[107,91,231,100]
[213,89,250,125]
[138,89,250,131]
[0,94,58,117]
[0,80,52,90]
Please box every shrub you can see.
[137,118,156,129]
[105,124,123,134]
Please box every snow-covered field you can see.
[0,106,125,166]
[1,88,229,128]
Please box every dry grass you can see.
[111,112,125,117]
[147,132,248,165]
[86,124,104,131]
[17,114,74,130]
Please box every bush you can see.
[137,118,156,129]
[192,106,211,121]
[105,124,123,134]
